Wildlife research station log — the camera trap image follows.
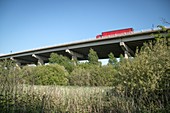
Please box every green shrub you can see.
[100,65,117,86]
[114,37,170,112]
[108,52,118,66]
[69,64,117,86]
[69,66,91,86]
[22,64,69,85]
[20,66,36,84]
[88,48,100,65]
[49,53,75,73]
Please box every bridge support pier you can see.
[124,51,129,59]
[65,49,84,65]
[32,54,47,65]
[120,42,134,59]
[10,57,22,68]
[66,49,84,60]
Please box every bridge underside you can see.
[8,38,153,66]
[1,27,168,66]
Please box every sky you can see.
[0,0,170,55]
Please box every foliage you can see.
[0,60,114,113]
[21,64,69,85]
[108,52,118,66]
[69,65,90,86]
[113,27,170,112]
[20,66,36,84]
[88,48,99,65]
[119,54,124,62]
[69,63,117,86]
[0,59,15,77]
[99,65,117,86]
[49,53,74,73]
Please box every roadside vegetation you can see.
[0,26,170,112]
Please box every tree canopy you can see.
[88,48,99,65]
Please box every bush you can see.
[114,37,170,112]
[22,64,69,85]
[69,63,117,86]
[49,53,75,73]
[88,48,100,65]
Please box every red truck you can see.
[96,28,133,39]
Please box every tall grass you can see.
[24,85,112,112]
[0,60,116,113]
[0,61,115,113]
[1,74,160,113]
[0,77,114,113]
[0,63,132,113]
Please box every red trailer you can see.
[96,28,133,39]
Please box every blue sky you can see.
[0,0,170,55]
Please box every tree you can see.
[88,48,99,65]
[49,53,74,73]
[108,52,117,66]
[69,63,116,86]
[21,64,69,85]
[114,26,170,112]
[119,54,124,62]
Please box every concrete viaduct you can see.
[0,27,169,66]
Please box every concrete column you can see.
[71,55,77,61]
[65,49,84,66]
[65,49,84,60]
[32,54,46,65]
[124,51,129,59]
[120,41,134,58]
[10,57,21,68]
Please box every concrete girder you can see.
[32,54,47,65]
[120,42,134,58]
[10,57,32,64]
